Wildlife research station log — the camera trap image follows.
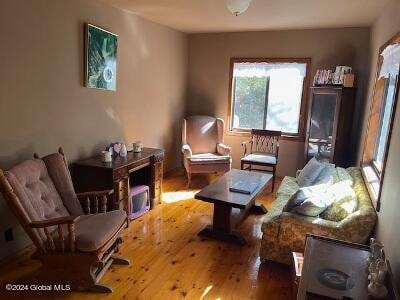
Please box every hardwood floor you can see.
[0,169,290,300]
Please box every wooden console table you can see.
[72,148,164,217]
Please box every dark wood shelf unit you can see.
[305,86,356,167]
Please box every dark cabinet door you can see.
[306,89,340,163]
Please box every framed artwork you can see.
[85,24,118,91]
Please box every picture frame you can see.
[85,23,118,91]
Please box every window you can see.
[362,33,400,210]
[229,58,310,138]
[374,74,397,171]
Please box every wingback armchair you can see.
[182,116,231,186]
[0,148,130,293]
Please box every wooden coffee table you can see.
[195,169,272,245]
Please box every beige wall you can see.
[0,0,187,258]
[186,28,370,176]
[359,0,400,289]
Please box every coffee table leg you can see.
[198,203,246,245]
[213,204,232,232]
[250,203,268,214]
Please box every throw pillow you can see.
[320,181,358,222]
[291,191,335,217]
[297,157,325,187]
[284,184,328,211]
[313,163,336,186]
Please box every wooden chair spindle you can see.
[44,227,56,253]
[86,197,90,214]
[101,195,107,213]
[68,223,76,252]
[94,196,98,213]
[57,224,65,253]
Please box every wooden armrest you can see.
[217,143,230,149]
[30,216,80,253]
[241,140,252,156]
[241,140,252,146]
[217,143,231,156]
[76,189,113,198]
[30,216,80,228]
[181,144,192,157]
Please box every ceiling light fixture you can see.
[226,0,252,16]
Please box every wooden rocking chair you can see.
[0,148,130,293]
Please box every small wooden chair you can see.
[241,130,281,191]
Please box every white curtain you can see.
[233,62,307,78]
[380,43,400,78]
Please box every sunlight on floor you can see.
[162,190,199,203]
[200,285,213,299]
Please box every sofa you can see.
[260,167,377,265]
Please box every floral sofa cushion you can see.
[335,167,354,185]
[276,176,299,197]
[320,181,358,222]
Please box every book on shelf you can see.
[313,66,353,86]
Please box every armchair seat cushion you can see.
[241,153,277,165]
[188,153,230,165]
[74,210,127,252]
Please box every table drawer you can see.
[114,167,128,180]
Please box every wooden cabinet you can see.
[151,157,163,207]
[72,148,164,218]
[305,87,356,166]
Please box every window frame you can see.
[226,57,311,141]
[373,74,397,172]
[361,32,400,211]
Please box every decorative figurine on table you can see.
[120,144,127,157]
[367,238,388,299]
[106,142,127,157]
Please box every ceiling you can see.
[102,0,390,33]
